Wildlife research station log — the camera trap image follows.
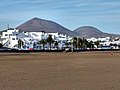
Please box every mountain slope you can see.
[74,26,120,38]
[16,17,78,36]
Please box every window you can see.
[5,34,8,36]
[12,38,15,40]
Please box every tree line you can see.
[39,36,101,50]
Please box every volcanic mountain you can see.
[74,26,120,38]
[1,18,120,38]
[16,17,78,36]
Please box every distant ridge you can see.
[74,26,120,38]
[16,17,78,36]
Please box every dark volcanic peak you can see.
[16,17,77,36]
[74,26,120,38]
[74,26,103,38]
[75,26,103,33]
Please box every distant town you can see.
[0,18,120,51]
[0,28,120,51]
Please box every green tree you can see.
[82,38,88,49]
[40,39,47,50]
[72,37,77,49]
[46,35,54,50]
[78,38,83,49]
[71,37,87,50]
[18,39,24,48]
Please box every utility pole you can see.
[71,39,74,52]
[77,36,78,50]
[7,24,9,29]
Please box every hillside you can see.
[16,17,78,36]
[74,26,120,38]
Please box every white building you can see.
[87,37,110,42]
[1,28,71,50]
[87,37,120,49]
[87,37,98,42]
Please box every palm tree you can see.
[46,35,54,50]
[40,39,47,50]
[72,37,85,50]
[82,38,88,49]
[72,37,77,49]
[18,39,24,49]
[78,38,83,49]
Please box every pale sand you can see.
[0,51,120,90]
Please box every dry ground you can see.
[0,51,120,90]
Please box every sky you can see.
[0,0,120,34]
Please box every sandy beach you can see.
[0,51,120,90]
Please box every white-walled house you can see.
[1,28,19,48]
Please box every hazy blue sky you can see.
[0,0,120,34]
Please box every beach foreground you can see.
[0,51,120,90]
